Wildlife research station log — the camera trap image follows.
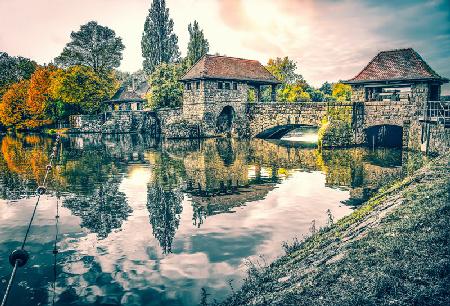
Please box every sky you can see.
[0,0,449,93]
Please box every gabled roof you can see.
[106,86,146,103]
[180,54,281,84]
[345,48,448,84]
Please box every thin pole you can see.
[1,261,18,306]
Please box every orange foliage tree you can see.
[26,65,59,128]
[0,80,29,129]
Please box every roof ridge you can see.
[205,54,260,63]
[346,48,447,83]
[379,47,414,53]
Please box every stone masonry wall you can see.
[247,102,328,137]
[69,111,159,135]
[202,80,249,137]
[351,85,365,102]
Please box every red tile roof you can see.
[346,48,448,84]
[180,55,281,84]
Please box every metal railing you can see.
[423,101,450,127]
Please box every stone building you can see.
[104,81,149,111]
[344,48,449,152]
[344,48,448,103]
[179,54,281,137]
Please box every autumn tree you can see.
[278,84,311,102]
[54,21,125,73]
[332,83,352,102]
[25,65,61,128]
[0,80,29,129]
[186,20,209,67]
[141,0,180,74]
[147,63,184,109]
[50,65,117,114]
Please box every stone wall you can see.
[247,102,328,137]
[69,111,159,135]
[156,107,201,139]
[351,85,365,102]
[181,79,250,138]
[423,122,450,155]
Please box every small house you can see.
[104,81,149,111]
[344,48,448,103]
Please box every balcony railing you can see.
[421,100,450,127]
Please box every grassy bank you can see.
[218,153,450,306]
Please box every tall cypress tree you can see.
[141,0,180,75]
[186,20,209,66]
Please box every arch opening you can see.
[256,124,318,140]
[365,125,403,148]
[216,106,235,136]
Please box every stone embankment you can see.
[218,153,450,306]
[69,111,159,135]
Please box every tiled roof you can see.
[346,48,448,84]
[108,86,146,102]
[181,54,281,84]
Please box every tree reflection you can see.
[147,151,185,254]
[147,185,183,254]
[63,174,131,239]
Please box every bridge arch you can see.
[256,124,318,139]
[364,124,403,148]
[216,105,235,136]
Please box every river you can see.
[0,133,420,305]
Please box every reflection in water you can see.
[281,127,320,143]
[64,175,131,239]
[147,186,183,254]
[0,133,423,306]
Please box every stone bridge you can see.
[247,102,328,138]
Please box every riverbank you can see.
[218,153,450,306]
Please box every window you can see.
[430,85,439,101]
[218,82,223,89]
[187,83,192,90]
[233,82,238,90]
[224,82,231,90]
[196,81,200,90]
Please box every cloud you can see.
[0,0,448,92]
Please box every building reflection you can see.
[0,133,414,238]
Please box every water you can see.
[0,133,416,305]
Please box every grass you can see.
[42,128,70,135]
[216,154,450,306]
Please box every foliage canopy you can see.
[141,0,180,74]
[54,21,125,73]
[186,20,209,67]
[147,63,185,109]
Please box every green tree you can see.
[320,81,332,95]
[147,63,184,109]
[50,65,117,114]
[186,20,209,66]
[54,21,125,73]
[310,89,325,102]
[141,0,180,75]
[0,52,36,97]
[266,57,302,85]
[265,57,313,102]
